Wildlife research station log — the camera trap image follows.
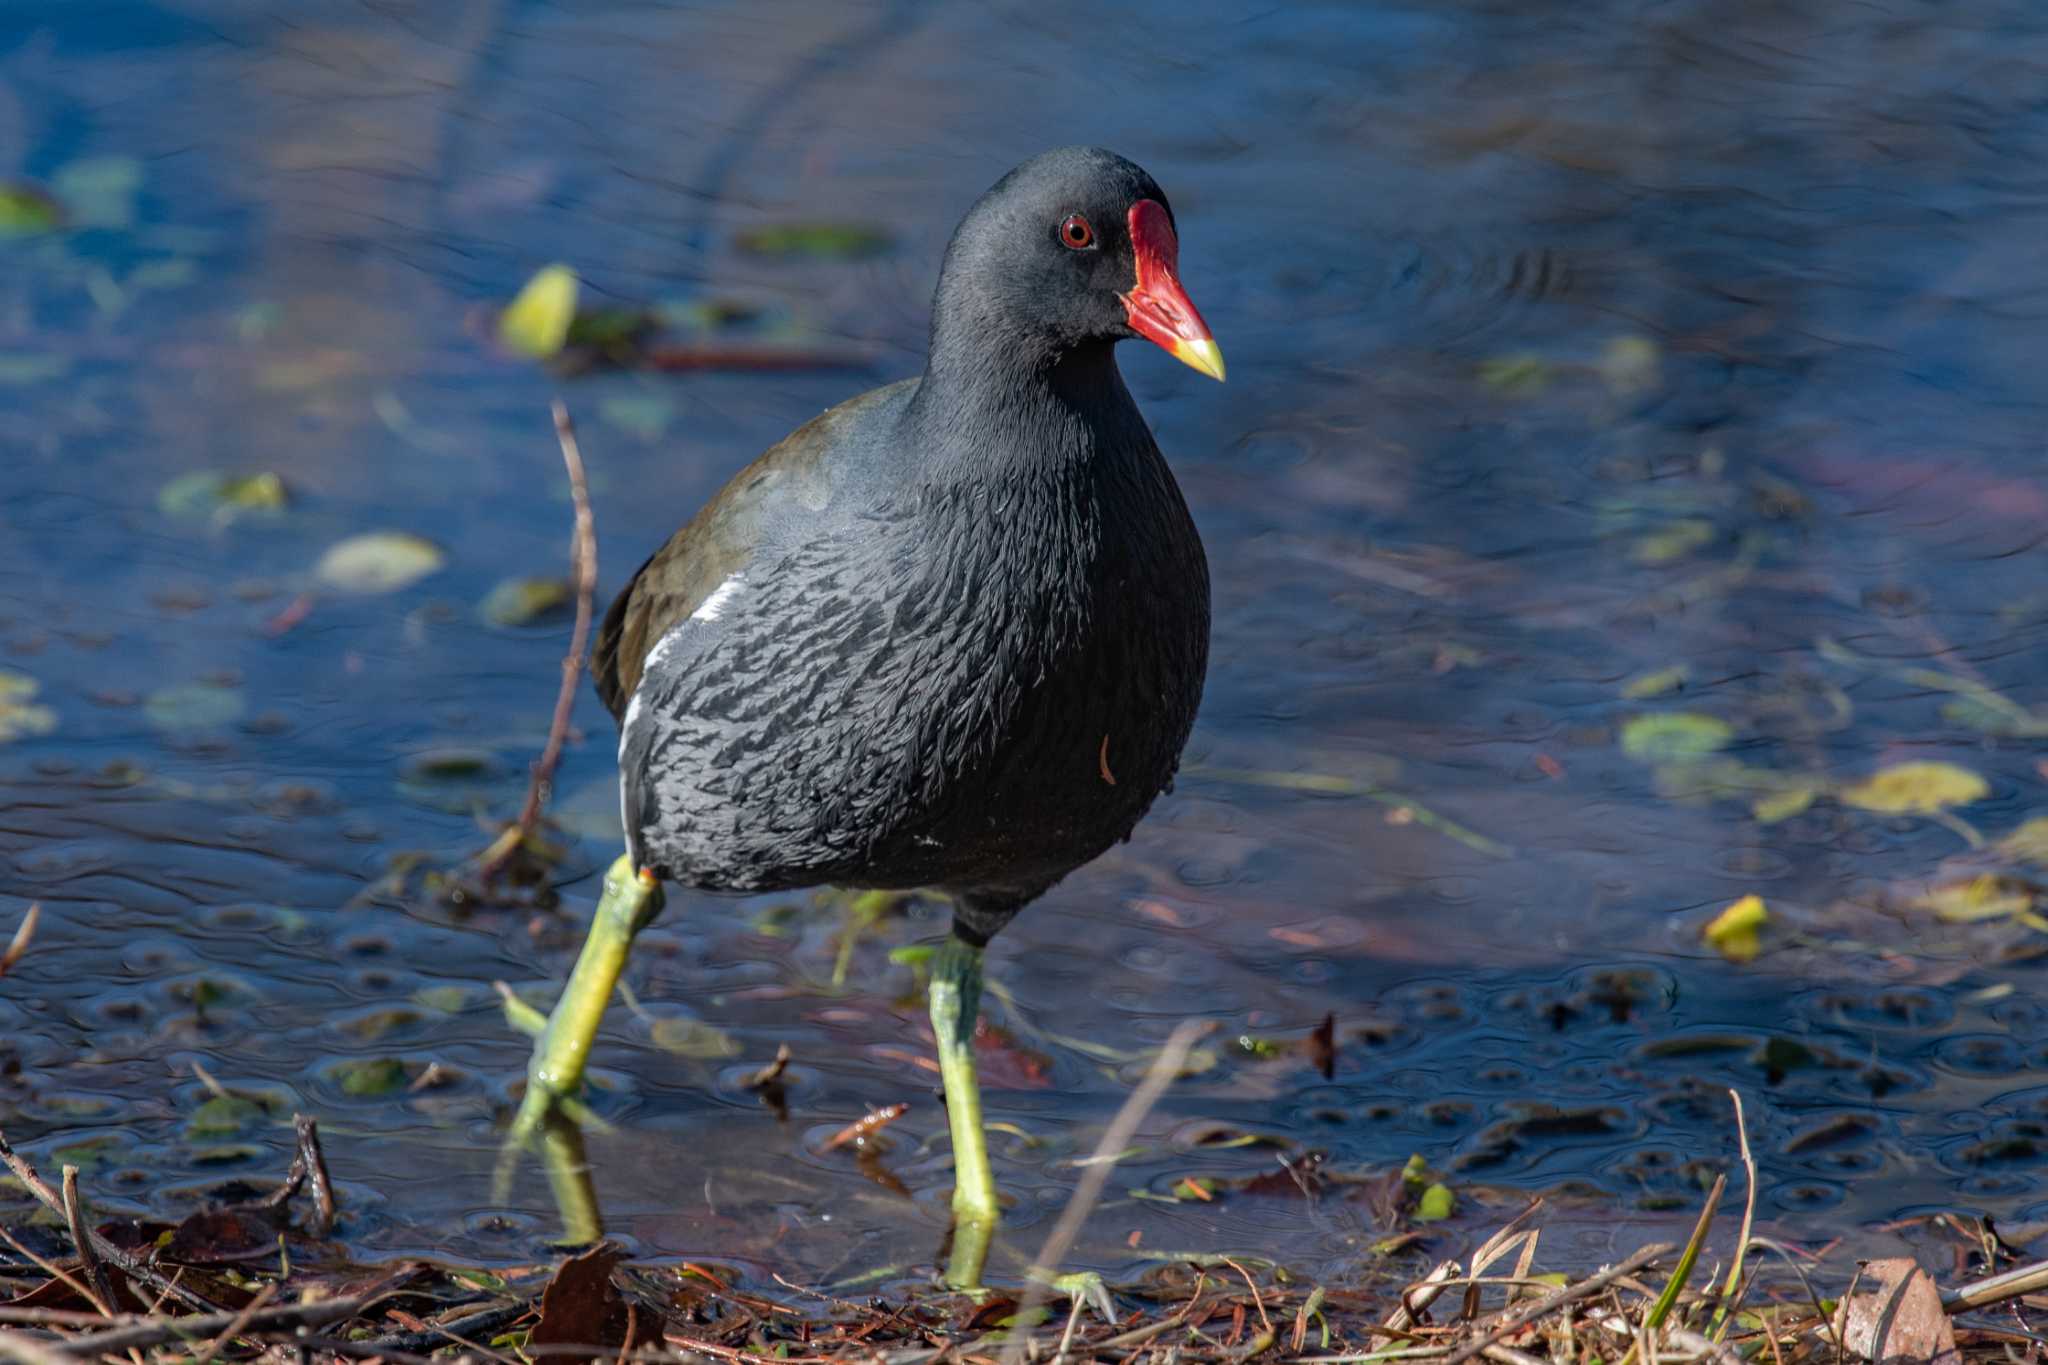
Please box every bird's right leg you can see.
[504,852,661,1148]
[929,932,998,1288]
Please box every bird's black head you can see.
[930,146,1224,382]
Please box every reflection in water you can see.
[2,0,2048,1285]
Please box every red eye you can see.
[1059,213,1095,250]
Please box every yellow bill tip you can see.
[1170,336,1226,382]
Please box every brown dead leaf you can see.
[1835,1258,1958,1365]
[530,1242,629,1362]
[164,1205,285,1263]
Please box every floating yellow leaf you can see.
[1622,712,1733,762]
[1751,787,1816,824]
[315,531,445,595]
[1839,761,1989,815]
[498,263,579,359]
[1703,894,1768,963]
[2001,817,2048,868]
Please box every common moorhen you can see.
[516,146,1222,1286]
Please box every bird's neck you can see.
[904,335,1144,483]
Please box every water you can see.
[4,0,2047,1286]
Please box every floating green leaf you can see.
[412,985,469,1014]
[315,531,444,594]
[0,673,58,743]
[1839,761,1988,815]
[479,576,571,628]
[1622,712,1733,762]
[498,263,579,358]
[1415,1182,1456,1221]
[0,184,62,236]
[1703,894,1767,963]
[145,682,245,732]
[734,223,891,261]
[331,1057,409,1096]
[185,1094,267,1140]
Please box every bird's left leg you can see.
[505,852,662,1148]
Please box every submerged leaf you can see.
[53,156,142,228]
[1840,762,1989,815]
[1632,519,1715,565]
[1703,894,1768,963]
[0,353,71,386]
[158,470,288,521]
[1912,875,2037,924]
[1476,354,1550,396]
[1621,665,1689,700]
[1999,817,2048,868]
[0,672,58,743]
[734,223,891,261]
[145,682,244,732]
[479,576,571,627]
[650,1017,741,1059]
[1598,335,1662,397]
[499,264,580,358]
[1622,712,1733,762]
[315,531,444,594]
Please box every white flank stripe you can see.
[691,572,745,622]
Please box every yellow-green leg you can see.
[506,853,660,1148]
[930,935,998,1288]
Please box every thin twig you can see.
[1000,1019,1214,1365]
[59,1167,115,1318]
[1439,1244,1676,1365]
[0,1228,108,1320]
[0,1131,217,1313]
[185,1281,276,1365]
[292,1113,337,1234]
[0,904,37,978]
[1942,1256,2048,1314]
[1712,1089,1758,1341]
[46,1264,426,1356]
[0,1330,75,1365]
[357,1302,530,1356]
[1219,1255,1273,1337]
[483,398,599,880]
